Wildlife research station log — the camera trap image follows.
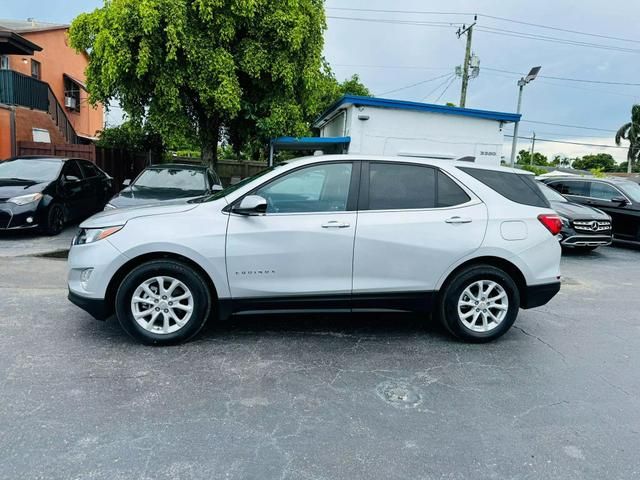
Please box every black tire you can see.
[44,203,65,236]
[436,265,520,343]
[115,260,212,345]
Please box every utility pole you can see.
[530,132,536,165]
[509,66,541,167]
[457,15,476,108]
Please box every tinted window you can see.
[549,180,589,197]
[537,182,567,203]
[79,161,101,178]
[134,168,206,192]
[620,182,640,202]
[0,158,62,182]
[368,163,436,210]
[62,161,83,181]
[437,171,470,207]
[459,167,549,208]
[589,182,622,201]
[255,163,352,213]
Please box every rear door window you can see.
[459,167,549,208]
[367,163,436,210]
[437,171,471,207]
[549,180,589,197]
[589,182,622,201]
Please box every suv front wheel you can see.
[115,260,212,345]
[437,265,520,343]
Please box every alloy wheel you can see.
[457,280,509,333]
[130,276,194,334]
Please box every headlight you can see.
[7,192,43,205]
[73,226,123,245]
[559,216,570,226]
[104,203,117,210]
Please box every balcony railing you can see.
[0,69,48,110]
[0,69,78,144]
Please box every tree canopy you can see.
[615,105,640,174]
[571,153,616,171]
[70,0,367,166]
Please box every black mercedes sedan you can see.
[105,163,222,209]
[0,156,113,235]
[537,181,612,251]
[541,176,640,246]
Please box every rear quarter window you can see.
[458,167,550,208]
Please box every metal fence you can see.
[0,70,48,111]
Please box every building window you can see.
[31,59,41,79]
[32,128,51,143]
[0,56,8,70]
[64,76,81,112]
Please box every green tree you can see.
[516,150,548,166]
[571,153,616,171]
[70,0,330,168]
[615,104,640,174]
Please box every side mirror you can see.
[232,195,267,216]
[611,196,629,205]
[122,179,131,187]
[64,175,80,183]
[211,184,224,193]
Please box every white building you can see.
[301,96,519,166]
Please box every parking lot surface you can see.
[0,245,639,480]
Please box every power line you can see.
[326,16,461,28]
[483,67,640,86]
[433,75,458,103]
[375,72,453,96]
[522,120,617,133]
[326,7,640,45]
[420,74,456,101]
[505,135,626,149]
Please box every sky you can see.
[4,0,639,163]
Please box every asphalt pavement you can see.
[0,244,639,480]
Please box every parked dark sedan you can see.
[105,164,222,209]
[541,176,640,245]
[0,156,112,235]
[537,181,612,251]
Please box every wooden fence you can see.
[16,143,268,190]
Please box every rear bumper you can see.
[521,282,561,309]
[68,290,111,320]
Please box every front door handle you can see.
[322,221,351,228]
[445,216,473,224]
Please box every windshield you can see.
[202,165,280,202]
[133,168,206,192]
[620,181,640,202]
[0,158,62,182]
[537,182,568,202]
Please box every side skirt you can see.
[217,292,435,321]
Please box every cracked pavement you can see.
[0,246,639,479]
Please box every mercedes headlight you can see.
[73,226,123,245]
[103,203,117,211]
[7,192,43,205]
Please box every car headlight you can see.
[7,192,43,205]
[559,216,570,227]
[73,226,123,245]
[104,203,117,210]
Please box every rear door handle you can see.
[445,216,473,224]
[322,221,351,228]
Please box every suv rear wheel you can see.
[437,265,520,343]
[115,260,212,345]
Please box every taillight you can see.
[538,214,563,236]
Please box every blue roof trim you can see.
[271,136,351,146]
[313,95,521,126]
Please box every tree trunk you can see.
[628,150,633,174]
[199,115,220,170]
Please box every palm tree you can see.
[615,104,640,174]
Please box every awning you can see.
[0,30,42,55]
[63,73,88,91]
[270,136,351,151]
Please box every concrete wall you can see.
[321,105,505,166]
[6,28,103,139]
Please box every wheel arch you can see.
[437,256,528,308]
[105,251,220,318]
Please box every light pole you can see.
[509,66,541,168]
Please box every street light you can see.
[509,66,541,167]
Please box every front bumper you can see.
[0,203,41,230]
[559,224,612,248]
[521,282,561,309]
[68,290,111,320]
